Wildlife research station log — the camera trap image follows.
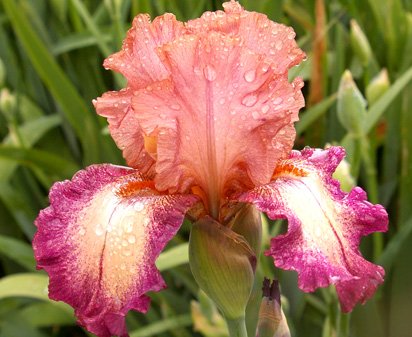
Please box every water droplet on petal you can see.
[275,40,283,50]
[273,97,283,105]
[134,202,144,212]
[128,235,136,244]
[159,113,167,119]
[242,93,258,107]
[123,249,132,257]
[122,240,128,247]
[252,111,260,120]
[170,104,180,110]
[203,65,217,81]
[230,110,236,115]
[79,227,86,236]
[95,224,104,236]
[244,70,256,82]
[120,263,126,270]
[193,66,202,76]
[261,105,270,114]
[219,98,226,105]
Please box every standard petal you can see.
[239,146,388,312]
[133,31,304,210]
[187,1,305,74]
[95,14,186,168]
[33,164,198,337]
[104,13,186,87]
[93,89,155,173]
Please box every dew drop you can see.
[78,227,86,236]
[170,104,180,110]
[275,40,283,50]
[273,97,283,105]
[203,65,217,81]
[95,225,104,237]
[244,69,256,82]
[219,98,226,105]
[128,235,136,244]
[230,110,236,115]
[252,111,260,120]
[120,263,126,270]
[241,93,258,107]
[122,240,128,247]
[193,66,202,76]
[261,105,270,114]
[134,202,144,212]
[159,113,167,119]
[123,249,132,257]
[125,222,134,233]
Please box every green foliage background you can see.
[0,0,412,336]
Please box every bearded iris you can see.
[33,2,388,337]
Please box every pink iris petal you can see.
[33,164,198,337]
[94,14,186,170]
[187,1,305,74]
[239,146,388,312]
[133,30,304,207]
[93,89,154,173]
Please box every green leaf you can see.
[0,235,35,271]
[3,0,100,164]
[20,302,75,327]
[129,314,192,337]
[0,146,79,178]
[1,115,61,182]
[0,273,72,314]
[364,65,412,133]
[296,94,337,136]
[156,243,189,271]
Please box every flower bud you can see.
[337,70,367,136]
[0,89,16,121]
[189,216,255,320]
[230,204,262,257]
[366,69,390,106]
[257,278,290,337]
[350,20,372,66]
[332,155,355,192]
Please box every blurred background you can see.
[0,0,412,336]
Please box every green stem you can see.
[226,317,248,337]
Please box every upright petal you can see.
[94,14,186,169]
[133,31,304,210]
[239,147,388,312]
[187,1,305,74]
[33,164,198,337]
[93,89,155,173]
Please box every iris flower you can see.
[33,2,388,337]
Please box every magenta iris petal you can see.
[239,146,388,312]
[33,164,198,337]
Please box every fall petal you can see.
[133,31,304,203]
[239,146,388,312]
[93,89,154,173]
[33,164,198,337]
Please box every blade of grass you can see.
[156,243,189,271]
[0,235,36,271]
[129,314,192,337]
[3,0,101,164]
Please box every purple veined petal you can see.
[33,164,198,337]
[239,146,388,312]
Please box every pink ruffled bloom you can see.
[33,2,388,337]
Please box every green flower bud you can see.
[257,279,290,337]
[189,216,255,320]
[350,20,372,66]
[366,69,390,106]
[337,70,367,136]
[0,89,16,121]
[332,156,356,192]
[230,204,262,257]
